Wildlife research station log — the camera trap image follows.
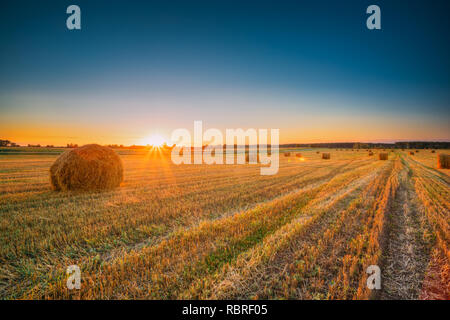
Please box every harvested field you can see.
[0,148,448,299]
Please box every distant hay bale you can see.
[295,153,302,158]
[368,151,374,156]
[437,154,450,169]
[409,151,414,155]
[316,151,320,154]
[284,152,291,157]
[416,150,419,153]
[431,150,435,153]
[322,153,330,160]
[378,153,388,160]
[245,154,258,163]
[50,144,123,191]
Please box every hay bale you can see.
[416,150,419,153]
[295,153,302,158]
[378,153,388,160]
[284,152,291,157]
[368,151,374,156]
[322,153,330,160]
[316,151,320,154]
[245,154,259,163]
[431,150,435,153]
[50,144,123,191]
[437,154,450,169]
[409,151,414,155]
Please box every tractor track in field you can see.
[379,159,431,299]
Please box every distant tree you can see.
[0,140,11,147]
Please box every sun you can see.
[142,134,167,147]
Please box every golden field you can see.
[0,148,448,299]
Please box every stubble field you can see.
[0,148,448,299]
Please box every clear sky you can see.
[1,0,449,145]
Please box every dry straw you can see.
[437,154,450,169]
[322,153,330,160]
[50,144,123,191]
[378,153,388,160]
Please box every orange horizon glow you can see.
[1,110,449,147]
[2,128,449,147]
[1,122,450,147]
[139,134,167,147]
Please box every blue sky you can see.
[0,0,449,145]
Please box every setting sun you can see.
[141,134,167,147]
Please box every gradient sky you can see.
[1,0,449,145]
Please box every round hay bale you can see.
[437,154,450,169]
[368,151,374,156]
[378,153,388,160]
[50,144,123,191]
[295,153,302,158]
[322,153,330,159]
[409,151,414,155]
[284,152,291,157]
[245,154,259,163]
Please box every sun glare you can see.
[142,134,166,147]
